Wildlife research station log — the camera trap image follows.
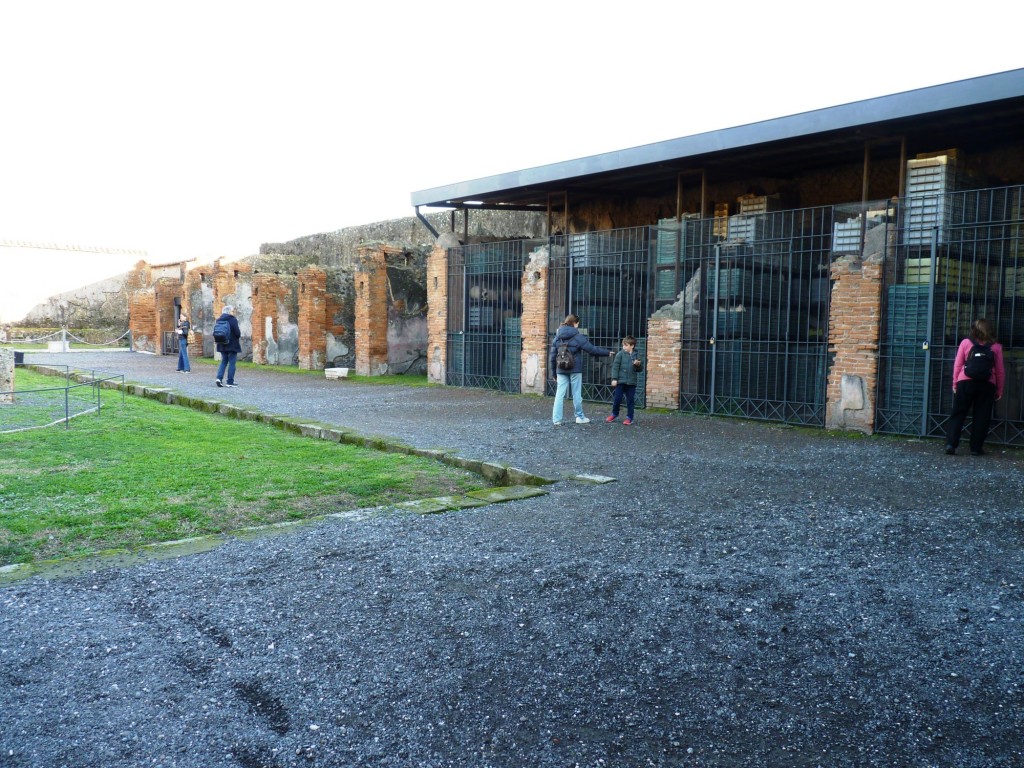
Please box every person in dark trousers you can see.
[175,311,191,373]
[549,314,613,425]
[214,305,242,388]
[945,317,1005,456]
[606,334,642,425]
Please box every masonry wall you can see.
[384,251,428,376]
[251,273,298,366]
[213,261,254,361]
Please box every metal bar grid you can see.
[547,228,650,407]
[677,206,834,427]
[1,368,125,433]
[445,241,528,393]
[876,184,1024,445]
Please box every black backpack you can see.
[963,342,995,380]
[212,317,232,346]
[555,340,574,371]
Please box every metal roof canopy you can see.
[411,68,1024,212]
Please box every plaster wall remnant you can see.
[0,348,13,404]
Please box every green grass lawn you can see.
[0,370,481,564]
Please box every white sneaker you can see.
[575,416,590,424]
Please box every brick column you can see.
[426,245,448,384]
[298,266,328,370]
[826,252,884,433]
[355,245,390,376]
[645,316,682,409]
[520,246,550,394]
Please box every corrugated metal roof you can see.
[411,68,1024,210]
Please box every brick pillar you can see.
[426,245,448,384]
[355,245,390,376]
[298,266,328,370]
[645,316,682,409]
[520,246,550,394]
[826,252,884,433]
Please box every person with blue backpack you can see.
[549,314,613,426]
[212,305,242,388]
[945,318,1005,456]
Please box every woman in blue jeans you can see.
[549,314,613,425]
[175,312,191,373]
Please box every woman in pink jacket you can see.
[945,318,1005,456]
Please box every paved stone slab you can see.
[573,473,617,484]
[465,485,549,503]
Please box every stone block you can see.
[0,348,13,404]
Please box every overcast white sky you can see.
[0,1,1020,322]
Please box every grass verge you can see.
[0,370,482,564]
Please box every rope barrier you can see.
[6,329,130,346]
[64,329,131,346]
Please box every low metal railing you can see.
[0,366,126,433]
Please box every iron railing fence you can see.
[675,205,835,426]
[446,239,540,392]
[0,366,126,433]
[877,184,1024,445]
[547,227,651,407]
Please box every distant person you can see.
[175,312,191,373]
[606,334,642,426]
[549,314,613,425]
[945,318,1005,456]
[213,305,242,388]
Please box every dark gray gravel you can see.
[2,351,1023,767]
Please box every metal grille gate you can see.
[877,183,1024,445]
[675,206,834,425]
[547,228,651,407]
[446,241,533,392]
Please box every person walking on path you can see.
[606,334,642,425]
[214,305,242,388]
[175,312,192,373]
[945,317,1005,456]
[549,314,613,426]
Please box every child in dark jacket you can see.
[606,335,642,425]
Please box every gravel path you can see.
[2,351,1023,767]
